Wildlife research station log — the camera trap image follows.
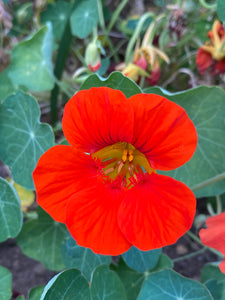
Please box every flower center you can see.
[92,142,155,187]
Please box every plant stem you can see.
[172,247,206,263]
[191,172,225,192]
[50,2,77,125]
[97,0,120,63]
[187,230,224,258]
[105,0,128,38]
[125,12,156,64]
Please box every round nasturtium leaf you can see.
[146,86,225,197]
[80,71,142,98]
[122,246,162,272]
[8,24,54,91]
[61,234,111,281]
[17,208,67,271]
[0,265,12,300]
[0,178,23,242]
[138,269,213,300]
[70,0,99,39]
[0,91,54,190]
[41,1,72,41]
[40,269,91,300]
[91,265,127,300]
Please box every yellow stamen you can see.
[92,142,155,187]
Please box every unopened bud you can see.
[85,42,101,72]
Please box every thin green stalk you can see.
[105,0,128,38]
[199,0,216,9]
[173,247,206,263]
[191,172,225,192]
[97,0,119,63]
[50,3,76,124]
[125,12,156,64]
[216,195,222,214]
[187,230,224,258]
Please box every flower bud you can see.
[85,42,101,72]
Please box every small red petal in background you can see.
[196,48,212,74]
[199,212,225,274]
[129,93,197,171]
[33,145,98,222]
[118,173,196,250]
[65,182,131,255]
[62,87,134,154]
[212,57,225,75]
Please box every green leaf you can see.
[28,285,45,300]
[81,71,142,98]
[61,234,111,281]
[0,91,54,190]
[138,269,213,300]
[17,208,67,271]
[122,247,161,272]
[146,86,225,197]
[201,263,225,284]
[115,258,144,300]
[205,279,224,300]
[70,0,99,38]
[0,178,23,242]
[0,266,12,300]
[0,70,16,102]
[41,1,72,41]
[41,269,91,300]
[150,253,174,272]
[8,25,54,91]
[91,265,127,300]
[217,0,225,24]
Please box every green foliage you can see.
[28,285,45,300]
[0,91,54,189]
[0,70,16,102]
[0,266,12,300]
[138,269,213,300]
[17,208,67,271]
[8,25,54,91]
[70,0,99,38]
[115,258,145,300]
[201,263,225,284]
[0,178,22,242]
[41,1,72,41]
[91,265,127,300]
[217,0,225,25]
[61,234,111,281]
[115,253,173,300]
[122,247,162,272]
[40,269,91,300]
[146,86,225,197]
[81,71,142,97]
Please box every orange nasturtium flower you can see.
[199,212,225,274]
[196,20,225,75]
[33,87,197,255]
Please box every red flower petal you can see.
[199,212,225,273]
[196,48,212,74]
[62,87,134,153]
[118,173,196,250]
[129,93,197,170]
[212,57,225,74]
[65,183,131,255]
[33,145,98,222]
